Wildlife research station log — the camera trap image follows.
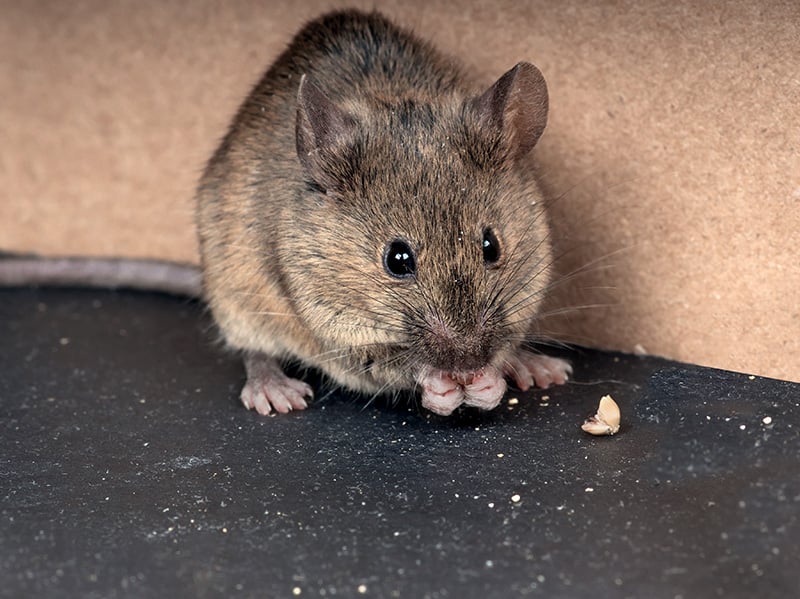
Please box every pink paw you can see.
[419,367,507,415]
[240,353,313,415]
[420,370,464,416]
[460,369,507,410]
[502,350,572,391]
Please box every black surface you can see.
[1,288,798,599]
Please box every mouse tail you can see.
[0,254,202,298]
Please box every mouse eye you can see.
[383,239,417,279]
[482,228,501,266]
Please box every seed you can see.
[581,395,621,436]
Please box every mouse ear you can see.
[468,62,549,161]
[296,75,356,191]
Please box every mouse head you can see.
[286,63,552,388]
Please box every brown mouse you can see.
[195,9,572,416]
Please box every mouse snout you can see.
[422,312,497,373]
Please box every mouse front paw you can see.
[502,349,572,391]
[240,352,313,415]
[460,368,507,410]
[418,366,507,415]
[419,370,465,416]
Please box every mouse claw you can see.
[241,352,313,415]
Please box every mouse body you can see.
[196,9,571,416]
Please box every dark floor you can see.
[1,288,798,599]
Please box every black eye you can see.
[383,239,417,278]
[482,228,501,265]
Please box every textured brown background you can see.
[1,0,798,381]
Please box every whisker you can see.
[502,303,618,331]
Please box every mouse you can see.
[0,9,572,417]
[196,9,571,416]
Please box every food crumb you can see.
[357,584,368,594]
[292,587,302,596]
[762,416,773,425]
[633,343,647,355]
[748,375,756,380]
[739,424,746,431]
[511,494,521,503]
[585,487,594,493]
[507,397,519,406]
[496,453,504,458]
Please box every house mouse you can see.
[196,9,571,416]
[0,9,571,417]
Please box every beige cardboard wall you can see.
[1,0,798,381]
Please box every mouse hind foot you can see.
[240,352,313,415]
[502,349,572,391]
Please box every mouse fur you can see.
[196,9,572,416]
